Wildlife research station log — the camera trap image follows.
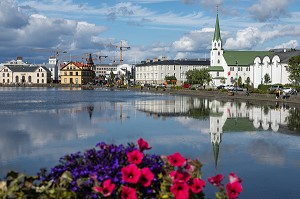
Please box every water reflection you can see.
[1,90,300,199]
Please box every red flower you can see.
[93,179,115,197]
[207,174,224,187]
[229,172,242,183]
[121,164,141,184]
[139,167,154,187]
[167,152,186,167]
[121,186,137,199]
[169,171,190,183]
[170,181,189,199]
[127,150,144,165]
[189,178,206,194]
[137,138,152,152]
[226,181,243,199]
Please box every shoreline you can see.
[127,87,300,107]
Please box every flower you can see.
[139,167,154,187]
[121,164,141,184]
[229,172,242,183]
[170,181,189,199]
[121,186,137,199]
[226,181,243,199]
[207,174,224,187]
[137,138,152,152]
[169,171,190,183]
[189,178,206,194]
[167,152,186,167]
[127,150,144,165]
[93,179,115,197]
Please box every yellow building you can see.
[60,61,95,85]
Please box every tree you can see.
[264,73,271,84]
[185,69,212,86]
[165,75,177,85]
[245,77,251,87]
[287,54,300,84]
[109,71,115,84]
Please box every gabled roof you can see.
[213,14,221,42]
[273,50,300,63]
[4,66,39,72]
[223,51,273,66]
[208,66,224,71]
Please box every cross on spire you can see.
[216,5,219,14]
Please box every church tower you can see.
[210,13,223,67]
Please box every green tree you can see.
[245,77,251,87]
[238,76,242,87]
[109,71,115,84]
[185,69,212,86]
[165,75,177,85]
[264,73,271,84]
[287,54,300,84]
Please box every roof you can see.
[208,66,224,71]
[223,118,260,132]
[223,51,273,66]
[272,50,300,63]
[136,59,210,67]
[3,65,49,73]
[213,14,221,42]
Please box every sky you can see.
[0,0,300,65]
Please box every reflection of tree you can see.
[187,98,210,120]
[287,109,300,133]
[263,106,269,115]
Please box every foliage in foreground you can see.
[0,138,243,199]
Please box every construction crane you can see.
[116,41,130,65]
[31,48,67,83]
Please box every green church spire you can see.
[213,14,222,42]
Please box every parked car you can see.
[217,85,225,89]
[183,83,190,89]
[224,85,234,90]
[282,87,297,95]
[228,87,244,91]
[268,85,283,91]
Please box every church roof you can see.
[208,66,224,71]
[272,50,300,63]
[213,14,221,42]
[223,51,272,66]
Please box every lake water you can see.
[0,87,300,199]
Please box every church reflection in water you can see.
[135,95,296,168]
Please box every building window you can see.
[217,72,219,76]
[7,79,9,83]
[7,73,9,77]
[217,59,220,64]
[42,79,44,83]
[174,65,175,70]
[28,76,31,83]
[15,76,19,83]
[2,73,4,77]
[42,73,44,77]
[2,79,4,83]
[37,79,39,83]
[218,51,220,55]
[76,72,78,76]
[37,73,39,77]
[64,78,67,83]
[64,72,67,75]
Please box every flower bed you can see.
[0,138,243,199]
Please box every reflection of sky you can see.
[1,88,300,199]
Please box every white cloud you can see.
[248,0,291,22]
[273,40,299,49]
[0,0,28,28]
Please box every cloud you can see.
[172,28,214,51]
[224,25,300,50]
[248,0,291,22]
[0,0,29,28]
[273,40,299,49]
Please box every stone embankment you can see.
[128,87,300,107]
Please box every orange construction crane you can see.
[116,41,130,65]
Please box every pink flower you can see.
[170,181,189,199]
[226,181,243,199]
[189,178,206,194]
[167,152,186,167]
[127,150,144,165]
[207,174,224,187]
[169,171,190,183]
[93,179,115,197]
[121,164,141,184]
[137,138,152,152]
[229,172,242,183]
[121,186,137,199]
[139,167,154,187]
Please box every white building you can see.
[135,58,210,85]
[210,14,300,88]
[0,65,51,85]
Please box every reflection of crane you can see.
[31,48,67,83]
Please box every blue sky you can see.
[0,0,300,64]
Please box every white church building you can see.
[210,14,300,88]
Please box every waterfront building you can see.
[60,54,95,85]
[210,14,300,88]
[44,56,62,83]
[135,58,210,85]
[0,65,51,85]
[94,63,118,78]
